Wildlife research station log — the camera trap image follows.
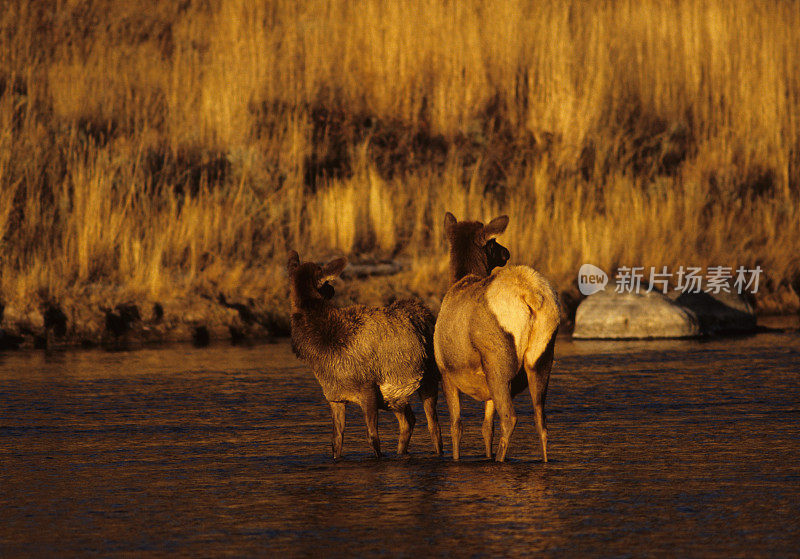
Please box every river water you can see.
[1,331,799,556]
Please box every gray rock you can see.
[573,288,757,339]
[573,290,701,339]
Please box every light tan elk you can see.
[287,251,442,460]
[433,213,561,462]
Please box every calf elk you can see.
[433,213,561,462]
[287,250,442,459]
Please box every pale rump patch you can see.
[485,266,561,366]
[380,378,422,408]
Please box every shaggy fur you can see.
[288,251,442,460]
[433,212,561,462]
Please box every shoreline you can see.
[0,294,289,351]
[2,295,797,352]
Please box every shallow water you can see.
[1,332,799,557]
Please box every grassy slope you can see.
[1,0,799,345]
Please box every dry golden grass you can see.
[1,0,799,339]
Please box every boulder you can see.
[573,288,758,339]
[573,290,700,339]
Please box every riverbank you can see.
[1,263,797,351]
[0,259,440,349]
[2,1,800,349]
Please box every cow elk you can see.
[287,250,442,460]
[433,213,561,462]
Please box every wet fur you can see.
[288,252,442,460]
[291,299,435,407]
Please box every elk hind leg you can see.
[358,388,382,458]
[482,400,495,459]
[394,404,416,455]
[525,332,556,462]
[482,352,519,463]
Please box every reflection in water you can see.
[1,333,799,556]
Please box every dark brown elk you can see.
[287,250,442,460]
[433,213,561,462]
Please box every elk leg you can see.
[358,388,382,458]
[482,357,518,463]
[526,333,556,463]
[442,376,463,460]
[329,401,346,461]
[419,377,443,455]
[394,404,416,455]
[482,400,495,459]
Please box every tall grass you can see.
[1,0,799,323]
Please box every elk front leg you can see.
[329,401,346,461]
[358,387,382,458]
[394,404,416,455]
[441,375,463,460]
[482,400,495,459]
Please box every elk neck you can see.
[448,239,490,285]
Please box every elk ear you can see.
[287,250,300,274]
[320,257,347,280]
[444,212,457,236]
[483,215,509,240]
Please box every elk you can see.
[433,213,561,462]
[287,250,442,460]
